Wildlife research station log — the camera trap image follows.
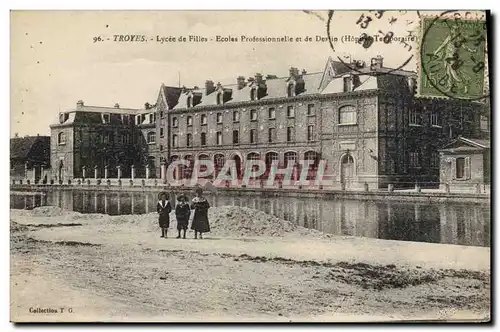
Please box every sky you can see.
[10,10,483,136]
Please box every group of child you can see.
[156,187,211,239]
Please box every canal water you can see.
[11,190,490,247]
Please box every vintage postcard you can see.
[10,10,490,323]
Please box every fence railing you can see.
[10,177,491,194]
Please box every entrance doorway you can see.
[341,154,354,187]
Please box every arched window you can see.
[183,155,194,179]
[214,154,225,169]
[305,151,320,172]
[265,152,279,176]
[247,152,261,176]
[233,111,239,122]
[284,151,297,167]
[58,132,66,145]
[147,132,156,144]
[339,105,357,125]
[214,154,225,177]
[187,116,193,126]
[172,134,178,148]
[287,83,295,97]
[198,154,210,177]
[247,152,260,161]
[341,154,354,165]
[186,133,192,147]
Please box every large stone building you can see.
[154,56,484,189]
[49,56,485,189]
[49,101,156,181]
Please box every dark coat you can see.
[190,197,210,233]
[157,200,172,228]
[175,202,191,230]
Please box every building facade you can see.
[438,137,490,192]
[154,56,484,189]
[49,56,486,189]
[49,101,155,181]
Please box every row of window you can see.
[170,125,316,148]
[171,105,315,128]
[185,83,307,109]
[407,151,440,168]
[407,154,470,180]
[409,108,474,127]
[58,132,133,145]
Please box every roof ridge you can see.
[82,105,143,111]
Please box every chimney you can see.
[301,69,307,76]
[247,77,255,83]
[266,74,278,80]
[255,73,263,84]
[216,82,223,90]
[76,100,84,108]
[408,77,416,94]
[205,80,216,95]
[237,76,246,89]
[14,133,18,138]
[289,67,299,78]
[370,55,384,70]
[144,102,151,109]
[114,103,120,108]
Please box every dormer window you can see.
[343,75,353,92]
[250,88,257,101]
[121,114,129,125]
[216,93,222,105]
[187,95,193,108]
[287,83,295,97]
[102,113,110,124]
[58,112,69,124]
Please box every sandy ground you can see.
[10,207,491,323]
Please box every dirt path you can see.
[10,208,491,322]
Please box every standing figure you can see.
[175,194,191,239]
[190,188,210,239]
[431,24,477,93]
[157,192,172,238]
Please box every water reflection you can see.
[10,190,490,247]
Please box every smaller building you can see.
[439,137,490,192]
[10,134,51,183]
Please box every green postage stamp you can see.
[418,16,487,100]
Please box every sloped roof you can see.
[75,105,143,115]
[164,57,418,110]
[10,136,50,161]
[440,136,490,151]
[10,136,37,159]
[170,72,325,110]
